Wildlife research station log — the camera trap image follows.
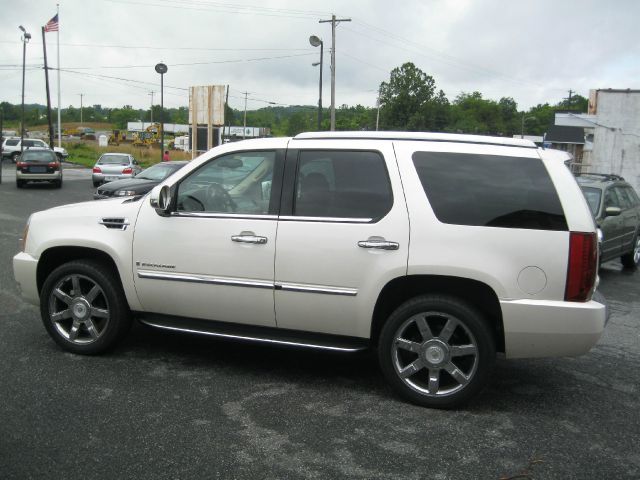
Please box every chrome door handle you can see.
[358,239,399,250]
[232,234,268,244]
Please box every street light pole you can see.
[155,62,167,162]
[309,35,323,131]
[79,93,83,125]
[319,15,350,131]
[19,26,31,155]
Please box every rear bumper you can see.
[16,171,61,181]
[13,252,40,306]
[92,173,134,183]
[501,295,607,359]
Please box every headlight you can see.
[19,215,31,252]
[114,190,137,197]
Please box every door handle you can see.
[358,239,399,250]
[232,234,268,245]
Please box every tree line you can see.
[1,62,588,137]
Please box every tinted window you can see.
[99,155,130,165]
[604,188,620,208]
[21,150,57,163]
[177,151,276,215]
[23,140,36,147]
[613,187,631,209]
[625,187,640,206]
[580,187,602,216]
[294,150,393,219]
[137,163,185,181]
[6,139,19,146]
[412,151,567,231]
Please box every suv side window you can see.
[23,140,35,147]
[176,151,276,215]
[625,187,640,206]
[293,150,393,220]
[6,139,19,146]
[604,188,621,208]
[412,151,568,231]
[613,187,631,209]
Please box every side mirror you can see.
[605,206,621,217]
[150,185,173,216]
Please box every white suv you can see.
[13,132,606,408]
[2,137,69,162]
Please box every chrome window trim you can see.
[276,283,358,297]
[171,212,278,220]
[278,215,372,224]
[137,270,273,289]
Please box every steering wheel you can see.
[205,182,236,212]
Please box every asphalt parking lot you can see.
[0,162,639,480]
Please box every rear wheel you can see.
[11,152,19,163]
[621,234,640,269]
[93,181,101,188]
[39,260,132,355]
[53,178,62,188]
[378,294,496,409]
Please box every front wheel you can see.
[378,295,496,409]
[621,234,640,269]
[39,260,132,354]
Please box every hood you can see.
[98,177,159,193]
[37,196,144,221]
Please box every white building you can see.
[555,89,640,192]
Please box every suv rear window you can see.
[412,151,567,231]
[21,150,57,163]
[294,150,393,220]
[5,139,19,146]
[99,155,129,165]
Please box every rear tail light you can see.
[93,166,102,173]
[122,167,133,174]
[565,232,598,302]
[48,161,60,170]
[16,161,26,168]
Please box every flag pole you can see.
[56,3,61,147]
[42,26,54,149]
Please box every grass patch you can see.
[64,141,192,168]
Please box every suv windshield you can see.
[580,187,602,216]
[99,155,129,165]
[137,163,182,181]
[21,150,57,163]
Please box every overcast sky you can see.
[1,0,638,114]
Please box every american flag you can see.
[44,14,58,32]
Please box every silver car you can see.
[92,153,141,187]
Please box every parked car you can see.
[15,148,62,188]
[2,137,68,162]
[92,153,142,187]
[93,161,188,199]
[13,132,606,409]
[576,173,640,268]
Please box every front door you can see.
[132,149,284,327]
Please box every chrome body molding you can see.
[139,319,366,352]
[136,269,358,296]
[275,283,358,296]
[137,269,273,289]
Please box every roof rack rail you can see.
[575,173,625,181]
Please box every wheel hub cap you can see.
[71,298,90,320]
[424,340,449,366]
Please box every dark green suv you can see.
[577,174,640,268]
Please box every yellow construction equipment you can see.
[132,123,160,147]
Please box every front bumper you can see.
[501,294,607,359]
[13,252,40,306]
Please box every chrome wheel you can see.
[391,311,478,397]
[634,237,640,264]
[47,274,110,345]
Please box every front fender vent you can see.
[99,217,130,230]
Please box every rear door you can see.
[273,140,409,339]
[614,186,640,252]
[600,187,624,259]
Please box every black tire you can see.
[53,178,62,188]
[11,152,19,163]
[39,259,132,355]
[16,179,25,188]
[378,294,496,409]
[56,153,63,161]
[93,181,101,188]
[620,233,640,269]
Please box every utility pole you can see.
[149,91,154,123]
[242,91,248,139]
[319,14,351,131]
[567,89,574,109]
[79,93,83,125]
[42,27,54,148]
[224,84,230,143]
[376,88,381,131]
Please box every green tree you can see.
[378,62,437,131]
